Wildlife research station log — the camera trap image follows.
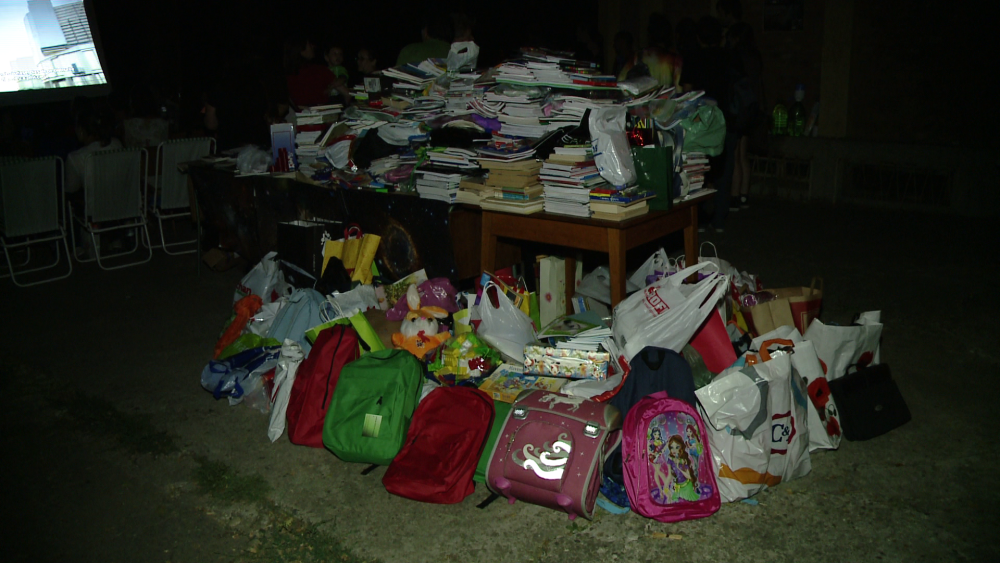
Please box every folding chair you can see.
[151,137,215,254]
[0,156,73,287]
[68,147,153,270]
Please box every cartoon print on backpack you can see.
[646,413,714,505]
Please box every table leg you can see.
[685,204,698,282]
[481,211,497,276]
[608,228,626,308]
[564,256,576,315]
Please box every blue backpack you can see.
[267,289,326,355]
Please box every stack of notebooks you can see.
[539,146,608,218]
[589,197,653,221]
[485,84,552,139]
[455,176,490,205]
[589,185,656,221]
[536,311,613,352]
[682,152,709,193]
[548,95,613,126]
[294,123,338,164]
[383,60,444,93]
[294,104,343,127]
[426,147,479,170]
[415,169,464,203]
[478,158,543,214]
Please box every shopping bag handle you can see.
[344,224,363,240]
[699,241,719,259]
[756,338,796,362]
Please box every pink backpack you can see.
[623,391,720,522]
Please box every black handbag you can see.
[828,364,911,441]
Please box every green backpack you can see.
[322,349,424,466]
[473,400,512,484]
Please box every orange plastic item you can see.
[213,294,263,359]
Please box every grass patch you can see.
[52,392,178,456]
[193,456,272,505]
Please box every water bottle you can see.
[772,102,788,135]
[790,85,806,137]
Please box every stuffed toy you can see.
[391,284,451,360]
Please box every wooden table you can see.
[480,193,711,307]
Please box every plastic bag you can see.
[267,339,305,442]
[446,41,480,72]
[627,247,672,290]
[248,298,288,336]
[476,282,536,363]
[612,263,729,361]
[680,105,726,157]
[234,251,292,304]
[236,145,270,174]
[589,106,636,187]
[200,346,281,404]
[575,266,640,306]
[803,311,883,380]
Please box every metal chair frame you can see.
[68,147,153,270]
[0,156,73,287]
[151,137,215,255]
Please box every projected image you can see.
[0,0,105,93]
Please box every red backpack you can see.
[382,386,495,504]
[285,325,360,448]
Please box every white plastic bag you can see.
[696,353,812,502]
[446,41,479,71]
[476,282,536,362]
[248,298,288,336]
[749,326,842,452]
[268,339,305,442]
[612,262,729,361]
[235,251,292,304]
[627,247,673,289]
[589,106,636,187]
[803,311,883,381]
[696,365,771,502]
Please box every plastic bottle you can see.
[790,85,806,137]
[771,102,788,135]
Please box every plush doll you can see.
[391,284,451,360]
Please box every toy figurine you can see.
[391,284,450,360]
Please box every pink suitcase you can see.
[485,390,622,520]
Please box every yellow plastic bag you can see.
[322,224,381,284]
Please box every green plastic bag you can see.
[680,105,727,157]
[218,334,281,361]
[322,349,424,466]
[305,310,385,353]
[631,145,674,211]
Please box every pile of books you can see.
[382,60,444,94]
[589,185,656,221]
[485,84,552,139]
[536,311,613,353]
[682,152,709,193]
[426,147,479,170]
[539,146,607,218]
[478,158,543,214]
[415,169,464,203]
[294,104,343,128]
[455,176,490,205]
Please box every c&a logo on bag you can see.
[642,286,669,315]
[770,411,797,455]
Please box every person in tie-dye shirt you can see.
[616,12,683,91]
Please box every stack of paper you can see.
[539,146,608,218]
[415,169,463,203]
[482,159,542,203]
[536,312,612,352]
[426,147,479,170]
[682,152,709,193]
[485,83,553,139]
[294,104,343,127]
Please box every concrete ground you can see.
[2,197,998,563]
